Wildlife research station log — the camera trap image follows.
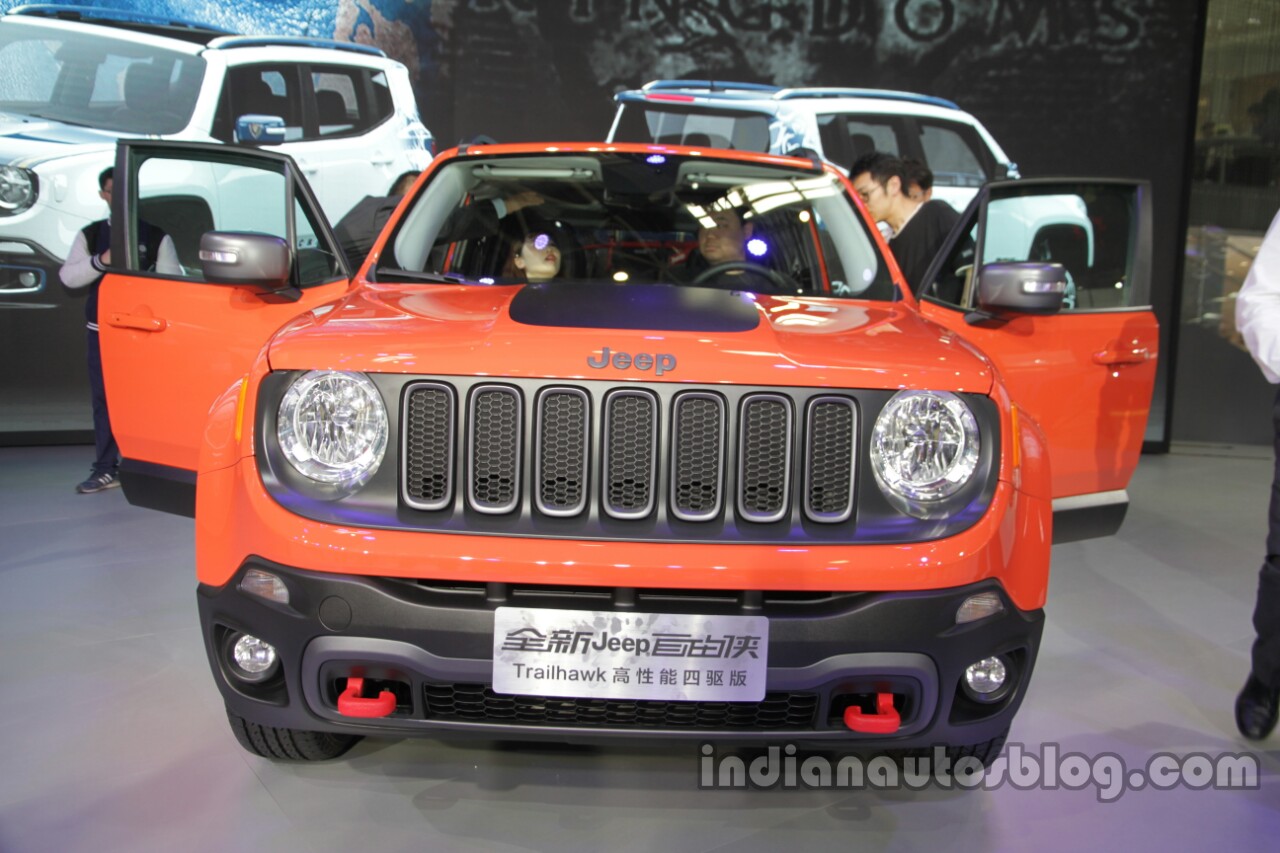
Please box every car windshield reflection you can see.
[376,152,895,301]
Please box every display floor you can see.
[1,444,1278,852]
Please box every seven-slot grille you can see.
[402,382,858,525]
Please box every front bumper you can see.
[201,559,1043,750]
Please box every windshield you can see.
[612,102,772,152]
[0,20,205,134]
[378,152,895,301]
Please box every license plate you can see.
[492,606,769,702]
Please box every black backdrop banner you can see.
[0,0,1205,445]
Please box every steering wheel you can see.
[690,261,801,294]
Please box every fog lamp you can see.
[963,656,1008,702]
[231,633,278,680]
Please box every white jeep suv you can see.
[607,80,1018,213]
[0,4,433,432]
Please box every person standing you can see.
[850,152,956,291]
[1233,207,1280,740]
[59,167,179,494]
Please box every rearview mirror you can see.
[199,231,291,289]
[975,261,1067,315]
[235,114,286,146]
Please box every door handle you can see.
[108,313,167,332]
[369,150,394,166]
[1092,346,1149,366]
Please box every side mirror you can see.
[235,114,286,146]
[975,261,1067,316]
[1000,161,1022,179]
[199,232,291,290]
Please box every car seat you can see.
[116,63,172,129]
[316,90,350,130]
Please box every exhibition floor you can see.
[1,444,1277,852]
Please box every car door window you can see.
[840,116,901,159]
[215,65,303,142]
[130,151,342,287]
[921,182,1146,312]
[917,121,990,188]
[312,65,391,138]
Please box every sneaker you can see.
[76,471,121,494]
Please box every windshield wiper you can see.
[22,112,97,129]
[369,268,473,284]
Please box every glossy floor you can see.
[1,445,1277,852]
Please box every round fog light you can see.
[963,656,1008,702]
[231,633,278,681]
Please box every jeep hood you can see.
[0,113,116,167]
[267,281,994,393]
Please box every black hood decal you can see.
[508,282,761,332]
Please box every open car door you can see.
[915,179,1158,543]
[98,141,352,516]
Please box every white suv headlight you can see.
[870,390,980,518]
[277,371,387,489]
[0,165,37,214]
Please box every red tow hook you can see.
[843,692,901,734]
[337,677,396,718]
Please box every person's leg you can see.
[1237,386,1280,738]
[77,328,120,492]
[1254,385,1280,686]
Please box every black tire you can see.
[226,707,360,761]
[892,726,1010,777]
[944,726,1010,771]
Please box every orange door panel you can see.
[99,140,353,480]
[99,274,349,473]
[919,303,1158,497]
[917,179,1159,501]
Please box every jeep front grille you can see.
[400,380,862,528]
[468,385,522,514]
[738,394,793,523]
[805,397,857,523]
[603,390,658,519]
[404,383,455,511]
[671,393,725,521]
[535,388,589,516]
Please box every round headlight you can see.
[277,370,388,489]
[0,165,37,214]
[870,390,980,518]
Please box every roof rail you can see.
[641,79,782,94]
[205,35,386,57]
[773,88,960,110]
[6,4,233,35]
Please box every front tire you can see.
[227,707,360,761]
[944,726,1010,771]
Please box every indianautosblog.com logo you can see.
[698,743,1260,802]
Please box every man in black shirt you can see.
[332,172,421,269]
[850,152,957,292]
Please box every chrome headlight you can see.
[277,370,387,490]
[870,390,981,518]
[0,165,37,214]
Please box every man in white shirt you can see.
[1232,207,1280,740]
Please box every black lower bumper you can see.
[199,559,1044,750]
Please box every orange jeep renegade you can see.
[98,140,1157,764]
